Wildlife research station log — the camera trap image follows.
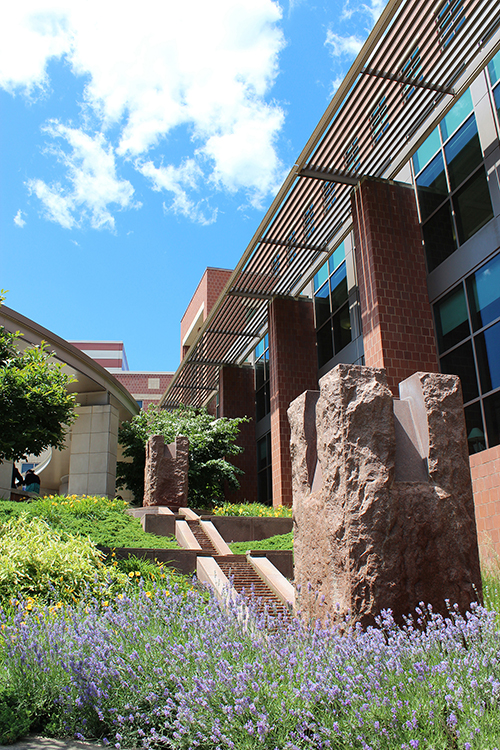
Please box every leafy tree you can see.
[117,406,248,506]
[0,296,77,462]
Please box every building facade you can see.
[163,0,500,557]
[70,341,173,409]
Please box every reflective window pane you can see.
[493,84,500,124]
[484,390,500,448]
[488,50,500,85]
[314,281,331,327]
[330,263,348,311]
[329,242,346,275]
[453,167,493,244]
[314,262,329,292]
[466,253,500,331]
[317,322,333,369]
[464,402,486,455]
[434,284,469,353]
[440,340,478,403]
[444,115,482,190]
[413,128,440,173]
[416,152,448,220]
[423,202,457,272]
[332,303,352,354]
[440,88,473,140]
[475,320,500,395]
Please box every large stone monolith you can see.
[143,435,189,509]
[288,364,482,626]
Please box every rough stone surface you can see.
[143,435,189,508]
[289,364,482,626]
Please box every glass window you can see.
[453,167,493,244]
[329,242,345,274]
[422,202,457,273]
[484,390,500,449]
[440,89,473,140]
[464,402,486,454]
[333,304,352,354]
[434,284,469,353]
[257,433,272,505]
[493,85,500,125]
[330,264,348,312]
[317,322,334,369]
[440,340,479,403]
[313,262,329,292]
[416,152,448,220]
[466,253,500,332]
[444,115,482,190]
[413,128,441,173]
[475,320,500,395]
[314,281,331,328]
[487,50,500,86]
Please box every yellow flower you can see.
[145,591,152,598]
[128,572,135,578]
[102,601,109,607]
[164,591,170,597]
[135,571,140,577]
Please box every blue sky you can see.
[1,0,384,372]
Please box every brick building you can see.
[164,0,500,557]
[71,341,173,409]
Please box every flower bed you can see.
[2,588,500,749]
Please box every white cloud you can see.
[13,209,26,228]
[1,0,286,225]
[324,31,364,60]
[28,122,138,229]
[140,158,216,225]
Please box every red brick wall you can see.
[114,372,173,409]
[352,178,439,394]
[470,446,500,562]
[180,268,232,361]
[219,365,258,504]
[269,297,318,507]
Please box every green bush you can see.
[0,516,126,605]
[0,688,32,744]
[212,501,292,517]
[0,495,180,549]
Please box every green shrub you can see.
[212,501,292,517]
[0,495,180,549]
[0,688,32,744]
[0,516,126,605]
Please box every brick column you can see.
[352,177,439,394]
[269,296,318,507]
[219,365,258,505]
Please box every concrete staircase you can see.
[132,505,295,620]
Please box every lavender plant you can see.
[2,585,500,749]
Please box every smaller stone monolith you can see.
[143,435,189,509]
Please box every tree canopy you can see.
[0,299,77,462]
[117,406,248,506]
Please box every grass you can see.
[229,531,293,554]
[0,495,180,549]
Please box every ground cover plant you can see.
[212,501,292,518]
[1,587,500,749]
[229,531,293,554]
[0,494,179,549]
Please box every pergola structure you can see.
[161,0,500,410]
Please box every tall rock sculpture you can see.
[143,435,189,509]
[288,364,482,626]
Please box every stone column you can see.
[68,404,119,497]
[143,435,189,508]
[219,364,258,505]
[289,364,482,626]
[352,177,439,394]
[268,296,318,507]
